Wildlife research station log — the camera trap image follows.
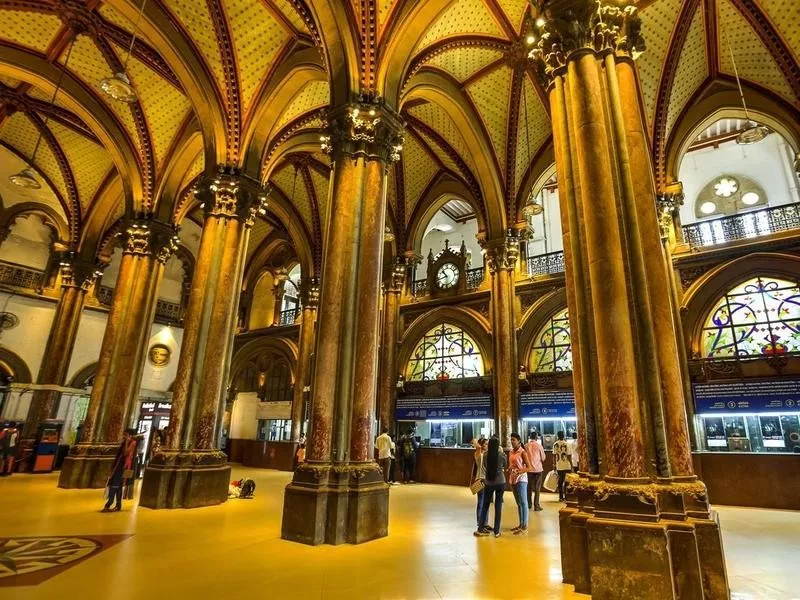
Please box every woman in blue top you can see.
[474,436,506,537]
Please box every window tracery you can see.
[405,323,483,381]
[530,308,572,373]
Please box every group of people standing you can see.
[471,430,578,537]
[375,426,419,484]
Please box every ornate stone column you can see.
[290,278,320,441]
[483,236,520,449]
[531,1,728,597]
[272,279,287,326]
[281,99,403,545]
[20,255,98,468]
[139,168,268,509]
[59,220,177,488]
[377,258,407,432]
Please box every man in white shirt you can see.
[375,427,393,483]
[568,432,579,472]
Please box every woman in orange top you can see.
[508,432,533,534]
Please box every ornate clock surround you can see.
[426,240,469,298]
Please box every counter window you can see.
[695,413,800,453]
[522,418,577,450]
[398,419,493,448]
[258,419,291,441]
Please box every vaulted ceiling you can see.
[0,0,797,278]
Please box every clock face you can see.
[436,263,459,289]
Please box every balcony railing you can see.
[682,203,800,248]
[0,260,44,290]
[279,308,299,326]
[98,285,182,324]
[527,251,565,276]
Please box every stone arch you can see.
[229,336,299,392]
[68,362,98,389]
[0,203,68,245]
[681,252,800,358]
[0,346,32,383]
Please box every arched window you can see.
[406,323,483,381]
[530,308,572,373]
[263,362,292,401]
[702,276,800,357]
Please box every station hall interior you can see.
[0,0,799,598]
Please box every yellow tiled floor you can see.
[0,467,796,599]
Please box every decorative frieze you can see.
[320,98,405,164]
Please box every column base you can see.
[139,449,230,509]
[281,461,389,545]
[58,443,119,488]
[561,475,730,599]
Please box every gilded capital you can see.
[388,257,408,292]
[57,254,101,291]
[483,236,520,273]
[320,98,405,164]
[656,182,685,239]
[196,166,270,226]
[529,0,645,83]
[122,219,180,264]
[299,278,321,308]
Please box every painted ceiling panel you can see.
[417,0,505,51]
[425,46,504,82]
[638,0,683,132]
[413,128,462,176]
[466,65,513,177]
[226,0,290,115]
[755,0,800,62]
[408,101,477,180]
[270,164,312,231]
[387,161,398,215]
[1,113,69,209]
[271,0,312,34]
[718,0,795,105]
[665,5,707,141]
[402,132,439,217]
[514,76,550,199]
[181,151,205,193]
[0,10,61,54]
[124,54,191,168]
[48,121,113,212]
[162,0,226,92]
[247,217,273,260]
[498,0,530,33]
[276,81,330,132]
[309,167,330,232]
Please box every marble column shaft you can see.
[485,239,519,448]
[377,260,405,433]
[290,279,319,441]
[58,221,176,488]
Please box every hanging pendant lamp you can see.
[99,0,148,103]
[727,39,770,145]
[9,36,77,189]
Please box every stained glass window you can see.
[530,308,572,372]
[405,323,483,381]
[702,276,800,357]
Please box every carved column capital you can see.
[321,97,405,164]
[529,0,645,84]
[656,182,685,239]
[387,257,408,292]
[122,219,180,264]
[196,166,270,226]
[482,236,520,274]
[299,277,321,308]
[57,253,101,291]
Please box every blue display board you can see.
[396,395,493,420]
[520,390,576,418]
[693,379,800,414]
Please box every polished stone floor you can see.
[0,467,795,599]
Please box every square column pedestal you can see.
[281,461,389,545]
[560,476,729,599]
[139,450,230,509]
[58,444,120,488]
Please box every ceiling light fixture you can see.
[100,0,148,103]
[726,38,770,145]
[9,35,77,189]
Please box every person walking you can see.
[102,429,143,512]
[552,431,572,502]
[525,431,547,511]
[475,436,506,538]
[375,426,393,483]
[509,433,533,535]
[471,437,489,533]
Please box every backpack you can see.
[402,436,415,458]
[240,479,256,498]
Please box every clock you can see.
[436,263,459,289]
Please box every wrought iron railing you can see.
[279,308,299,326]
[98,285,182,324]
[682,203,800,248]
[0,260,44,290]
[527,251,565,276]
[466,267,484,290]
